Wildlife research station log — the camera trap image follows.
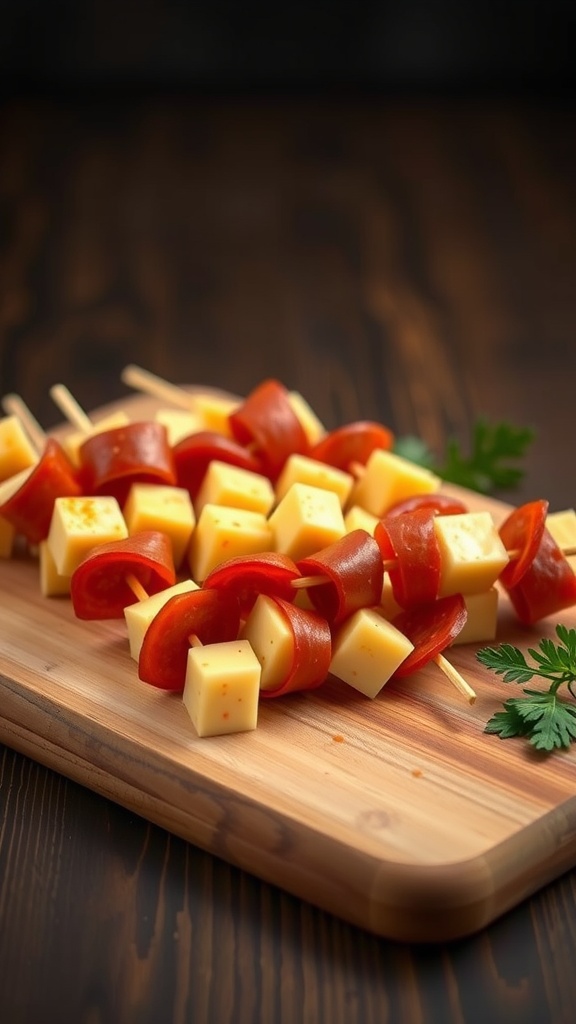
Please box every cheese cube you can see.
[274,454,353,508]
[349,449,441,517]
[183,639,261,737]
[123,483,195,568]
[452,588,499,645]
[286,391,326,445]
[343,504,379,536]
[268,482,346,561]
[434,511,509,596]
[39,540,71,596]
[0,415,38,482]
[47,495,128,576]
[61,411,130,467]
[124,578,199,661]
[329,608,414,698]
[0,514,16,558]
[194,460,275,517]
[188,504,273,582]
[154,409,203,445]
[0,466,34,505]
[189,392,239,435]
[546,509,576,570]
[240,593,296,691]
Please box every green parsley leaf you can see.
[478,626,576,754]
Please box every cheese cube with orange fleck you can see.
[268,482,345,562]
[274,454,353,508]
[189,392,239,435]
[188,504,273,582]
[0,415,38,482]
[124,578,199,661]
[0,514,16,558]
[123,483,195,568]
[343,504,379,536]
[47,495,128,576]
[434,511,509,596]
[39,540,71,596]
[329,608,414,698]
[240,593,296,692]
[194,460,275,517]
[349,449,441,517]
[183,639,261,737]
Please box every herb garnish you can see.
[394,419,535,495]
[477,626,576,752]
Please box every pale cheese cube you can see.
[0,514,16,558]
[39,540,71,596]
[268,482,345,561]
[240,594,295,691]
[154,409,203,446]
[343,504,379,536]
[47,495,128,576]
[0,466,34,504]
[377,578,403,621]
[452,588,499,645]
[189,392,239,435]
[274,453,353,508]
[0,415,38,482]
[329,608,414,698]
[349,449,441,517]
[188,504,273,582]
[194,460,275,517]
[434,511,509,597]
[183,639,261,737]
[61,411,130,467]
[286,391,326,445]
[124,578,199,661]
[546,509,576,570]
[123,483,195,567]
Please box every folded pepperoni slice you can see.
[502,528,576,625]
[385,492,469,518]
[0,438,82,544]
[244,596,332,699]
[173,430,263,501]
[80,421,176,506]
[392,593,468,678]
[202,551,300,618]
[296,529,384,627]
[138,587,241,691]
[229,378,310,480]
[309,420,394,472]
[375,507,442,610]
[498,499,549,589]
[71,530,176,620]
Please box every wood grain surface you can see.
[2,90,576,1024]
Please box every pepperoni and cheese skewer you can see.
[50,383,177,506]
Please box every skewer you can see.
[435,654,476,704]
[49,384,93,433]
[121,364,194,411]
[1,393,47,453]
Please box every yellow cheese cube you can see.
[0,514,16,558]
[240,594,296,691]
[188,504,273,582]
[349,449,441,517]
[434,511,509,597]
[286,391,326,445]
[268,482,346,561]
[329,608,414,698]
[124,578,199,661]
[61,411,131,467]
[194,460,275,516]
[546,508,576,572]
[189,392,239,435]
[0,466,34,505]
[47,495,128,576]
[377,578,403,621]
[452,588,499,645]
[274,454,353,508]
[183,639,261,737]
[154,409,203,445]
[123,483,195,568]
[0,415,38,482]
[343,504,379,536]
[39,540,71,596]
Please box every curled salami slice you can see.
[375,507,442,610]
[297,529,384,627]
[80,421,176,506]
[498,498,549,589]
[503,528,576,625]
[203,551,300,618]
[309,420,394,472]
[71,529,176,620]
[173,430,263,501]
[392,593,468,678]
[0,438,82,544]
[244,596,332,699]
[229,378,310,480]
[385,492,469,518]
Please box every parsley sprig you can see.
[394,418,535,495]
[477,626,576,753]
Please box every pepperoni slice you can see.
[254,598,332,699]
[297,529,384,626]
[173,431,263,501]
[203,551,300,618]
[503,528,576,625]
[229,379,310,480]
[375,507,442,609]
[70,530,176,620]
[392,594,468,677]
[385,492,469,518]
[309,420,394,472]
[498,499,549,589]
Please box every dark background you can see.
[1,0,575,94]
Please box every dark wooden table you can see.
[2,89,576,1024]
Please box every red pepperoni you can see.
[375,507,442,610]
[392,594,468,678]
[498,499,549,589]
[255,597,332,698]
[309,420,394,472]
[71,530,176,620]
[203,551,300,618]
[297,529,384,627]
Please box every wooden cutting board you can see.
[1,392,576,943]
